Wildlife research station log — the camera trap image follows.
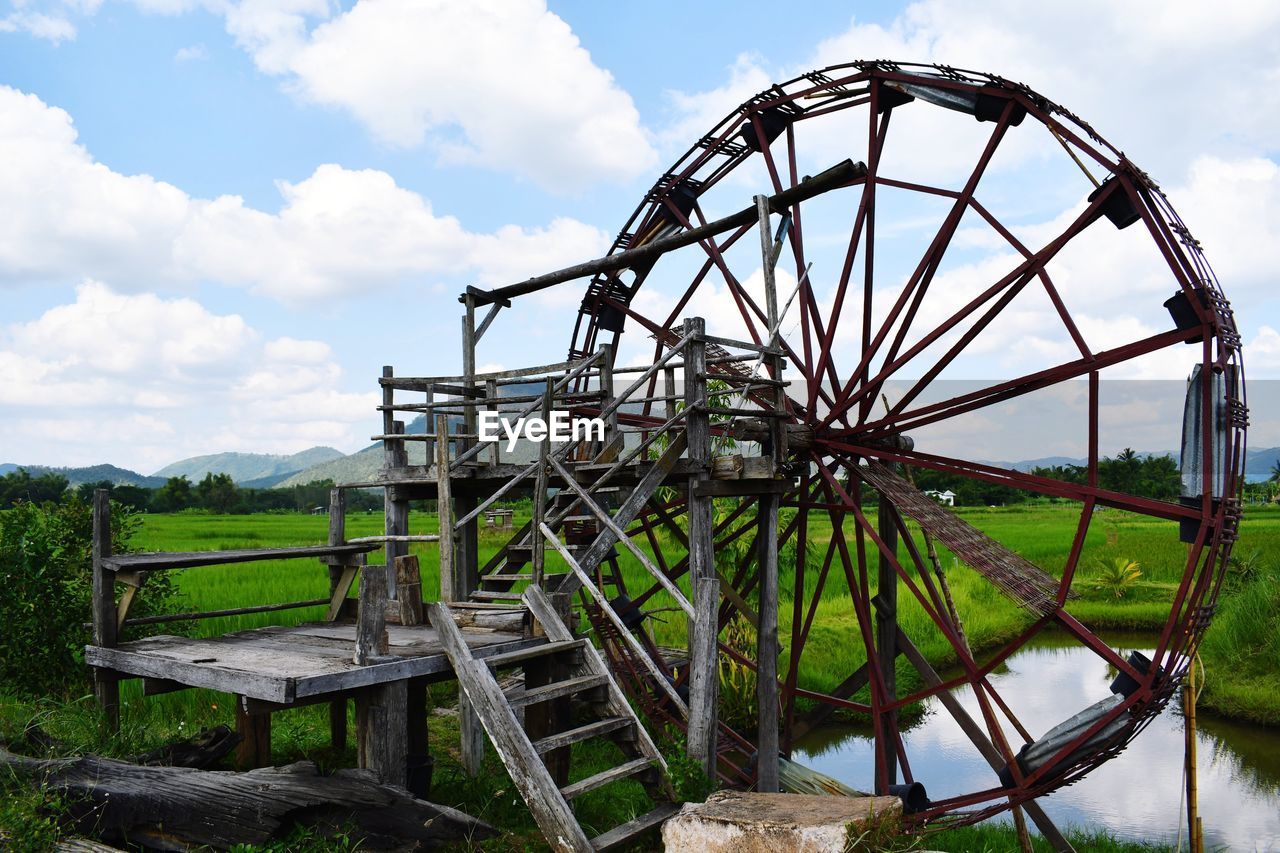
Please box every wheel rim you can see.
[566,60,1246,823]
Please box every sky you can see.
[1,0,1278,473]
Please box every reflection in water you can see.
[793,637,1280,851]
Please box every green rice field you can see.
[115,501,1280,734]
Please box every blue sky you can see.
[2,0,1278,472]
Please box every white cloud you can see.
[0,9,76,42]
[0,85,609,303]
[0,281,378,470]
[222,0,656,190]
[173,42,207,61]
[650,1,1280,386]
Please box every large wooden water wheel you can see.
[562,60,1245,826]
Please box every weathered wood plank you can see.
[0,748,495,848]
[531,716,632,755]
[590,802,681,852]
[507,674,607,709]
[559,757,652,800]
[326,565,358,622]
[103,544,377,572]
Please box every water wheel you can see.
[563,60,1244,825]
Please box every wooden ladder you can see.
[431,588,679,852]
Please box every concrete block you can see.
[662,790,903,852]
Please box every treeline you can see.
[0,469,382,514]
[907,449,1181,506]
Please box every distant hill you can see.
[152,446,344,484]
[0,463,166,488]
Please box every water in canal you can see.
[793,633,1280,850]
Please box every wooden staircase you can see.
[431,588,679,852]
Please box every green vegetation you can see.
[911,448,1182,506]
[1197,557,1280,725]
[922,823,1162,852]
[2,497,1277,848]
[0,497,181,697]
[1092,557,1143,598]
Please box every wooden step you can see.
[590,802,681,851]
[508,674,608,709]
[481,572,568,585]
[471,590,527,601]
[484,639,586,670]
[560,758,653,800]
[532,715,633,755]
[507,543,586,553]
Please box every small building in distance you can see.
[925,489,956,506]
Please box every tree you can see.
[0,495,180,696]
[0,469,69,507]
[196,472,240,513]
[152,476,193,512]
[1270,460,1280,483]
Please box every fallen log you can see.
[0,748,496,850]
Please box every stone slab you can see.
[662,790,902,853]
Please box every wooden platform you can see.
[85,622,543,704]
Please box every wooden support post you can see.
[384,413,410,596]
[755,493,780,792]
[91,489,120,732]
[395,554,424,626]
[876,493,899,790]
[600,342,617,456]
[235,696,271,769]
[664,365,677,423]
[532,378,552,587]
[755,196,783,793]
[329,699,348,753]
[435,414,456,602]
[684,317,718,778]
[327,487,351,748]
[354,561,389,665]
[406,678,431,797]
[486,377,499,465]
[356,680,409,788]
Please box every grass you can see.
[1196,559,1280,725]
[113,502,1280,729]
[922,823,1163,852]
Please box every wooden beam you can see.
[91,489,119,732]
[465,160,866,306]
[683,317,718,778]
[755,492,781,792]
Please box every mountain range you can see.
[7,439,1280,490]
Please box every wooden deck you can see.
[85,622,544,704]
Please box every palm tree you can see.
[1269,459,1280,483]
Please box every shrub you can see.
[0,496,181,697]
[1093,557,1142,598]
